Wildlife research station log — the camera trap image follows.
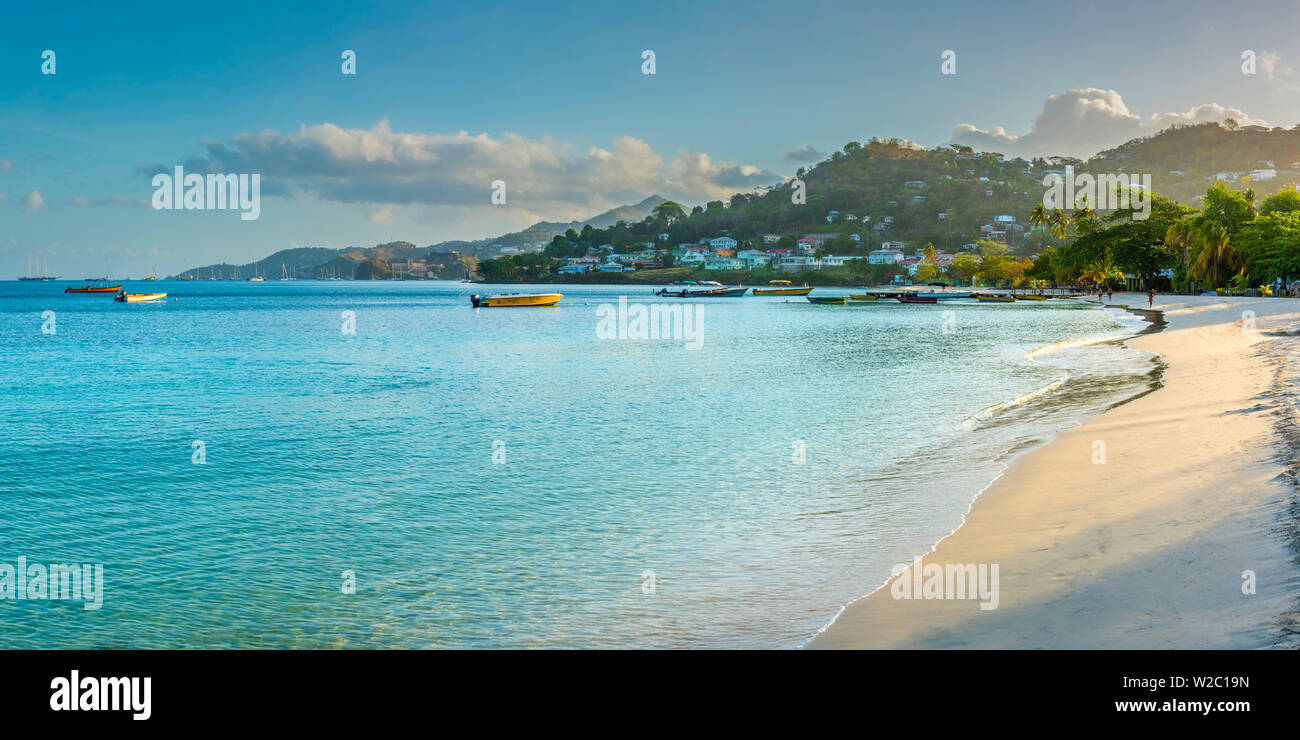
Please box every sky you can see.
[2,0,1300,278]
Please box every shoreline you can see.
[800,301,1163,647]
[811,293,1300,649]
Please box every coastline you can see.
[811,293,1300,649]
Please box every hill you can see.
[170,196,666,279]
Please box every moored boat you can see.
[976,294,1016,303]
[753,280,812,296]
[114,291,168,303]
[897,295,938,304]
[65,284,123,294]
[655,282,748,297]
[806,295,847,304]
[471,292,563,307]
[848,294,878,301]
[1015,294,1047,301]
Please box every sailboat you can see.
[18,255,59,282]
[247,261,265,282]
[278,263,292,280]
[143,265,160,281]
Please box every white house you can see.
[1250,168,1277,181]
[868,248,905,265]
[558,264,590,275]
[599,262,626,273]
[737,249,771,268]
[775,254,814,272]
[709,236,739,250]
[994,214,1016,224]
[704,257,744,271]
[818,255,859,268]
[677,251,707,266]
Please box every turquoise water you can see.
[0,280,1156,648]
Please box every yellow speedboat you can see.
[753,280,813,296]
[1015,294,1047,301]
[471,292,562,307]
[976,295,1016,303]
[848,294,878,301]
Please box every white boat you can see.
[115,291,168,303]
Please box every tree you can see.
[1188,222,1240,288]
[1235,211,1300,287]
[1048,209,1070,239]
[652,201,686,224]
[1200,182,1256,233]
[1028,203,1049,232]
[475,257,519,282]
[1260,186,1300,217]
[949,254,981,285]
[914,263,939,283]
[354,257,391,280]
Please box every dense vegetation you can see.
[480,123,1300,292]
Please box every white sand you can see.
[811,293,1300,649]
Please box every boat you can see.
[753,280,813,296]
[65,284,122,294]
[806,296,847,305]
[114,291,168,303]
[471,292,563,307]
[976,295,1016,303]
[1015,294,1047,301]
[897,295,938,304]
[919,291,972,299]
[848,294,878,301]
[655,281,748,297]
[18,256,58,282]
[247,261,265,282]
[143,266,160,281]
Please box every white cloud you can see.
[368,204,395,224]
[143,120,778,221]
[20,190,45,212]
[950,88,1268,159]
[782,145,823,162]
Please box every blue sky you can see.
[2,0,1299,277]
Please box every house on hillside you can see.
[869,247,904,265]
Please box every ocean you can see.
[0,280,1158,648]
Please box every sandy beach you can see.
[812,293,1300,649]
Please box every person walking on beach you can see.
[1107,287,1113,302]
[1147,288,1154,307]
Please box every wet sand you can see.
[812,293,1300,649]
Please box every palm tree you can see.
[1189,222,1240,288]
[1029,204,1049,231]
[1048,209,1071,239]
[1164,221,1197,269]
